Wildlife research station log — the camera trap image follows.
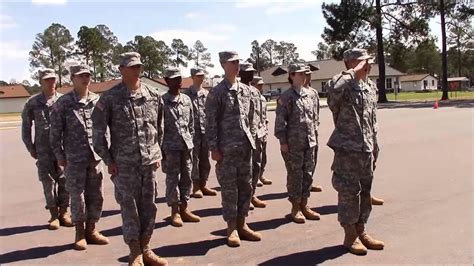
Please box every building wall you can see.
[0,98,28,113]
[401,77,437,91]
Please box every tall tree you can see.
[170,39,191,68]
[261,39,277,67]
[274,41,299,65]
[29,23,74,87]
[311,42,332,60]
[446,8,473,78]
[190,40,214,69]
[321,1,432,102]
[249,40,271,75]
[125,35,173,78]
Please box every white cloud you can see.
[185,12,199,19]
[31,0,67,5]
[235,0,271,9]
[0,41,29,60]
[236,0,322,15]
[211,23,237,33]
[0,13,18,30]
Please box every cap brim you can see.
[357,55,373,60]
[74,70,91,75]
[41,74,56,79]
[257,81,265,85]
[226,55,240,62]
[193,72,205,76]
[123,60,143,67]
[167,74,181,79]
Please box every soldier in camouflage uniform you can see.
[92,52,167,266]
[251,76,272,186]
[205,51,261,247]
[238,62,267,209]
[274,63,321,224]
[303,66,324,193]
[21,68,73,230]
[161,67,201,227]
[50,65,109,250]
[327,48,384,255]
[182,67,217,199]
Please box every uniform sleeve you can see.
[92,95,113,165]
[157,96,164,146]
[373,87,380,152]
[188,100,195,140]
[249,90,257,142]
[274,96,289,145]
[49,102,66,161]
[327,71,353,124]
[205,89,219,151]
[21,100,35,153]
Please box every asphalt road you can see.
[0,101,472,265]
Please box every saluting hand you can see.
[354,60,369,81]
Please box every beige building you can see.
[0,85,30,113]
[400,74,438,91]
[260,59,405,96]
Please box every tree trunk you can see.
[440,0,449,100]
[457,36,462,77]
[375,0,387,103]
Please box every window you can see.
[386,78,392,89]
[322,81,327,92]
[432,80,435,86]
[423,80,428,89]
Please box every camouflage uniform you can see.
[275,85,319,203]
[161,92,194,206]
[327,68,379,226]
[92,82,163,244]
[182,85,211,184]
[21,91,69,209]
[258,93,269,180]
[251,87,266,195]
[306,84,320,174]
[50,90,104,224]
[206,78,256,221]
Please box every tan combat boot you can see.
[200,180,217,196]
[343,224,368,255]
[74,223,87,250]
[300,198,321,220]
[310,185,323,192]
[371,196,384,206]
[170,203,183,227]
[259,176,272,185]
[190,181,203,198]
[48,207,60,230]
[356,223,384,250]
[226,219,240,247]
[141,235,168,266]
[290,200,306,223]
[128,239,144,266]
[58,206,74,227]
[251,196,267,208]
[85,222,110,245]
[179,201,201,223]
[237,217,262,241]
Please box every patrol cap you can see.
[239,62,256,72]
[190,67,205,76]
[38,68,57,80]
[252,76,265,85]
[343,48,374,62]
[219,51,240,63]
[70,65,91,76]
[164,67,181,79]
[119,52,143,67]
[304,66,312,75]
[287,63,307,74]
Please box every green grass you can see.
[387,91,474,101]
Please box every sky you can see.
[0,0,444,84]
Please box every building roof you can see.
[155,77,212,89]
[261,59,405,85]
[0,85,30,99]
[58,79,122,94]
[447,77,469,82]
[399,74,434,82]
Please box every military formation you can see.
[21,47,384,265]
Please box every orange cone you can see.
[433,100,439,109]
